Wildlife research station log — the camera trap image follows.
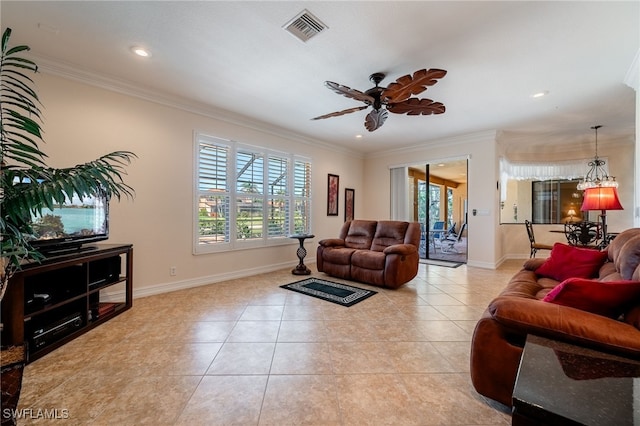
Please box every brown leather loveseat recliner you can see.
[316,219,420,289]
[470,227,640,407]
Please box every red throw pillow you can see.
[535,243,608,281]
[543,277,640,318]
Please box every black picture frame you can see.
[345,188,355,221]
[327,174,339,216]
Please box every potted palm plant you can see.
[1,27,135,425]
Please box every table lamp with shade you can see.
[566,209,577,223]
[580,186,623,245]
[577,125,623,247]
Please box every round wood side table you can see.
[289,234,315,275]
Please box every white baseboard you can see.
[102,260,314,302]
[465,259,498,269]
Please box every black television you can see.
[27,192,109,255]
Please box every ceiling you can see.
[1,1,638,156]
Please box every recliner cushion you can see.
[615,235,640,280]
[371,221,409,252]
[351,249,386,270]
[344,220,377,249]
[322,247,356,265]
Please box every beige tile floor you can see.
[18,260,524,425]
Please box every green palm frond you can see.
[0,27,136,300]
[2,150,136,223]
[1,28,45,168]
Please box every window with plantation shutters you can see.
[267,155,289,238]
[236,150,265,241]
[194,132,312,254]
[196,137,230,247]
[293,160,312,234]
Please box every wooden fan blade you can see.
[387,98,446,115]
[382,69,447,103]
[364,109,388,132]
[311,105,368,120]
[325,81,375,104]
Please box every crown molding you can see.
[31,53,364,160]
[497,129,634,160]
[366,130,497,159]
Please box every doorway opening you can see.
[410,160,468,264]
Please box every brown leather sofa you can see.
[316,220,420,289]
[470,228,640,407]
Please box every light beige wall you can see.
[452,182,467,231]
[500,180,532,224]
[33,72,635,280]
[362,132,499,268]
[499,141,636,259]
[636,74,640,228]
[35,73,364,295]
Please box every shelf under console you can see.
[1,244,133,363]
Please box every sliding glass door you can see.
[400,159,468,262]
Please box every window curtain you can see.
[499,157,606,201]
[390,166,410,220]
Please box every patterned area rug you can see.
[280,278,377,307]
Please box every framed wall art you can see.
[327,174,339,216]
[345,188,355,221]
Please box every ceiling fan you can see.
[311,68,447,132]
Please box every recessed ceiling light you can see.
[531,91,549,98]
[355,134,363,139]
[131,46,151,58]
[438,163,445,167]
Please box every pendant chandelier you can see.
[576,125,618,190]
[577,125,623,248]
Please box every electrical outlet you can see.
[170,267,177,276]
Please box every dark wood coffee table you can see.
[512,335,640,426]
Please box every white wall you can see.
[35,73,364,296]
[452,182,467,232]
[30,70,638,285]
[362,131,500,268]
[499,139,636,259]
[636,67,640,228]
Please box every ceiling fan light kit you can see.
[312,68,447,132]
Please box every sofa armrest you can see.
[489,296,640,356]
[318,238,345,248]
[383,244,417,256]
[522,258,546,271]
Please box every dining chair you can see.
[525,220,553,258]
[564,221,601,247]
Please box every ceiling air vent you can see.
[283,10,327,42]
